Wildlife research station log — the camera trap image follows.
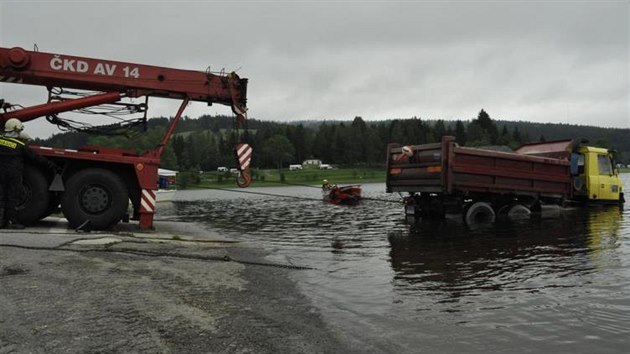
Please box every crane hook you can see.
[234,143,252,188]
[236,170,252,188]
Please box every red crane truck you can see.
[0,46,251,230]
[386,136,624,224]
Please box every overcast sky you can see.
[1,0,628,138]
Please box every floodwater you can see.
[163,175,630,353]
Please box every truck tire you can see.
[41,193,62,219]
[507,204,531,220]
[61,168,129,230]
[16,165,51,225]
[464,202,495,225]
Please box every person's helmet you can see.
[323,179,329,184]
[4,118,24,133]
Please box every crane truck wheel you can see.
[61,168,129,230]
[16,165,51,225]
[41,193,62,219]
[464,202,495,225]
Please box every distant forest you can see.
[33,109,630,171]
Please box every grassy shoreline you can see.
[190,167,386,189]
[185,167,630,189]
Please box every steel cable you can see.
[187,181,402,204]
[0,243,314,270]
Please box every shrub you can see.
[177,168,201,189]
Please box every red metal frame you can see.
[0,47,247,110]
[152,98,189,159]
[0,47,249,229]
[1,92,122,122]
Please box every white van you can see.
[289,164,303,171]
[319,164,333,170]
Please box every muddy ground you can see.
[0,219,362,353]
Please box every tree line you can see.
[34,109,630,172]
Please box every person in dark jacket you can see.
[0,118,55,229]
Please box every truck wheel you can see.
[16,165,51,225]
[41,193,62,219]
[464,202,495,225]
[507,204,531,220]
[496,204,510,219]
[61,169,129,230]
[529,200,542,213]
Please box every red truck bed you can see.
[386,136,573,199]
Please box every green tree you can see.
[177,167,201,189]
[467,122,491,146]
[496,125,512,146]
[512,126,522,144]
[312,123,334,162]
[286,124,310,164]
[347,116,369,163]
[262,135,295,169]
[433,120,446,142]
[172,135,185,167]
[160,146,178,170]
[455,120,467,145]
[474,109,499,144]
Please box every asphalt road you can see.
[0,219,358,353]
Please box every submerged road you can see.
[0,218,357,353]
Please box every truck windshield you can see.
[598,154,612,175]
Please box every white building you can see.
[302,159,322,168]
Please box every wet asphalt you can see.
[0,218,361,353]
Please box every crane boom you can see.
[0,47,248,122]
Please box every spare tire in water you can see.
[61,168,129,230]
[16,165,51,225]
[464,202,496,225]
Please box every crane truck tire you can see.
[41,193,62,219]
[16,165,51,225]
[464,201,496,225]
[61,168,129,230]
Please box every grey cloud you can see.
[0,0,628,139]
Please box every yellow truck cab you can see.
[571,145,624,203]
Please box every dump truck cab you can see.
[514,139,624,204]
[571,145,623,203]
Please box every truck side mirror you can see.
[609,154,618,176]
[570,153,579,175]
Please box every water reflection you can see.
[388,207,623,299]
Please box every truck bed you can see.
[386,136,572,199]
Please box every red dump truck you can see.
[386,136,624,224]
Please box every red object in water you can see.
[324,185,362,205]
